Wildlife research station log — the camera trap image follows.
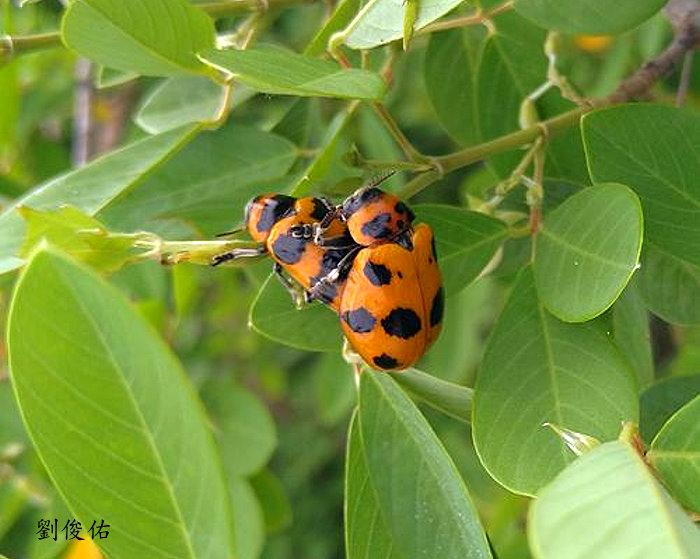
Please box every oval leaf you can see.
[534,183,643,322]
[62,0,216,76]
[648,394,700,513]
[0,125,198,275]
[250,274,343,352]
[342,0,463,50]
[200,45,386,101]
[7,248,234,559]
[584,105,700,269]
[529,441,700,559]
[514,0,668,35]
[201,377,277,477]
[414,205,508,296]
[612,284,654,389]
[358,372,492,559]
[473,267,638,495]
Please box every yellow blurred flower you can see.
[63,539,104,559]
[574,35,613,53]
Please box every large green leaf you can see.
[584,105,700,269]
[534,183,643,322]
[640,375,700,444]
[345,411,401,559]
[473,268,638,495]
[388,368,473,423]
[342,0,463,49]
[358,372,492,559]
[637,243,700,325]
[424,28,481,146]
[314,351,356,426]
[135,77,255,134]
[514,0,668,35]
[7,249,234,559]
[249,274,343,352]
[0,125,198,275]
[230,478,265,559]
[62,0,216,76]
[200,46,386,101]
[612,284,654,388]
[414,205,508,296]
[201,377,277,478]
[648,395,700,513]
[528,441,700,559]
[99,123,297,236]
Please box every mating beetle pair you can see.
[213,177,443,371]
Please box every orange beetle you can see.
[213,195,356,309]
[336,223,443,370]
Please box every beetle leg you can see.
[273,262,308,309]
[309,245,360,298]
[211,246,266,266]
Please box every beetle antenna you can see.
[366,169,397,188]
[215,226,246,238]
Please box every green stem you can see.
[2,31,62,57]
[398,105,589,199]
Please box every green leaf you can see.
[18,206,135,274]
[514,0,668,35]
[528,441,700,559]
[388,368,473,423]
[136,77,233,134]
[342,0,464,49]
[612,284,654,388]
[304,0,361,56]
[62,0,216,76]
[99,123,297,237]
[424,28,481,146]
[249,274,343,352]
[473,267,638,495]
[534,183,643,322]
[250,469,293,534]
[640,375,700,444]
[137,77,256,134]
[358,372,492,559]
[584,105,700,269]
[200,45,386,101]
[648,394,700,512]
[0,125,198,275]
[476,12,546,144]
[230,478,265,559]
[414,205,508,296]
[201,377,277,477]
[637,243,700,325]
[345,410,401,559]
[7,248,234,559]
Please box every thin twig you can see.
[676,49,695,106]
[419,0,514,34]
[72,58,92,167]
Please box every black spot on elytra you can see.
[310,197,331,221]
[394,200,415,222]
[342,307,377,333]
[361,212,393,239]
[363,261,392,286]
[430,287,444,327]
[256,195,296,233]
[272,234,306,265]
[396,232,413,251]
[381,308,421,339]
[373,353,399,370]
[397,271,403,279]
[342,187,382,216]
